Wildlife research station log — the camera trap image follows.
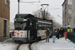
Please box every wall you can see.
[0,0,10,37]
[0,17,10,37]
[71,0,75,28]
[0,0,10,20]
[62,0,72,27]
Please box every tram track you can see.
[29,42,33,50]
[16,39,42,50]
[17,42,22,50]
[16,42,34,50]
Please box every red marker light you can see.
[20,32,23,33]
[14,32,17,33]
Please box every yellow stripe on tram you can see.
[44,30,46,39]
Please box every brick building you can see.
[0,0,10,38]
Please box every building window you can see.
[5,0,9,6]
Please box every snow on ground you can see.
[31,38,75,50]
[0,42,19,50]
[0,38,75,50]
[3,38,14,43]
[0,38,19,50]
[18,44,29,50]
[0,38,29,50]
[66,39,75,48]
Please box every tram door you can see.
[29,22,34,40]
[31,22,37,40]
[27,22,34,41]
[29,22,37,40]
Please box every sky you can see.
[10,0,64,25]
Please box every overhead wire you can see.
[19,0,40,3]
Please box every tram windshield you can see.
[15,22,27,30]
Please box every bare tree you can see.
[32,9,62,29]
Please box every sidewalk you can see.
[31,38,75,50]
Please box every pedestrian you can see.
[63,30,68,40]
[52,29,57,43]
[64,27,67,32]
[49,29,52,38]
[57,29,59,39]
[60,27,64,37]
[58,28,61,38]
[46,28,50,42]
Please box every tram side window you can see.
[38,23,46,30]
[36,23,39,30]
[37,23,52,30]
[37,23,41,30]
[39,24,42,30]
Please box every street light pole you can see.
[57,15,63,26]
[18,0,20,14]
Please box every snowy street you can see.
[31,38,75,50]
[0,38,75,50]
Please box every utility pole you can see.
[17,0,40,14]
[18,0,20,14]
[41,4,49,19]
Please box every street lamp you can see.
[57,15,62,26]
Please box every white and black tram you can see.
[12,14,53,42]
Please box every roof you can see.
[15,14,53,22]
[15,14,35,19]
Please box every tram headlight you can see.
[14,19,16,21]
[20,32,23,33]
[23,19,27,21]
[14,32,17,33]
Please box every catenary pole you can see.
[18,0,20,14]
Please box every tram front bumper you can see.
[12,37,27,42]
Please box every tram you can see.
[12,14,53,42]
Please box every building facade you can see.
[71,0,75,28]
[0,0,10,37]
[62,0,72,27]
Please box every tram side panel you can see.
[37,30,45,39]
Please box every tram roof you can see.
[15,14,53,22]
[15,14,35,19]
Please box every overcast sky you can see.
[10,0,64,25]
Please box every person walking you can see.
[63,30,68,40]
[57,29,59,39]
[46,28,50,42]
[52,29,57,43]
[64,28,67,32]
[59,28,64,37]
[59,28,61,38]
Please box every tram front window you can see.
[15,22,26,30]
